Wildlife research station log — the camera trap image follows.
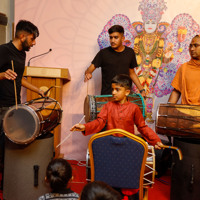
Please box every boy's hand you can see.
[70,124,85,132]
[154,142,163,150]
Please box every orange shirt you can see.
[171,59,200,105]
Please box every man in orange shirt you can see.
[168,35,200,200]
[168,35,200,105]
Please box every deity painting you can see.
[133,0,174,122]
[97,0,200,124]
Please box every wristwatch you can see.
[140,89,145,93]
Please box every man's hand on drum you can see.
[154,141,164,150]
[38,89,45,97]
[140,90,146,98]
[70,124,85,132]
[0,69,17,80]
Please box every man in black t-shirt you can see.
[0,20,45,187]
[84,25,145,96]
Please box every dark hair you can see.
[108,25,124,35]
[46,158,72,192]
[80,181,122,200]
[111,74,132,90]
[15,20,39,38]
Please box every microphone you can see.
[27,48,52,66]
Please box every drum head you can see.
[3,105,40,145]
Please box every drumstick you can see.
[11,60,18,110]
[56,115,85,148]
[160,144,183,160]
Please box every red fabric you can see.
[122,196,129,200]
[84,101,161,146]
[121,188,139,195]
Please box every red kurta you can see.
[84,101,161,146]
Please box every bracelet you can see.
[139,89,145,93]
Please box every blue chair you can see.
[88,129,149,200]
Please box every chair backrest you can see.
[88,129,148,199]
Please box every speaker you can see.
[171,138,200,200]
[3,134,54,200]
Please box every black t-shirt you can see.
[92,46,137,94]
[0,41,26,107]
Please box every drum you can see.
[3,97,62,145]
[143,145,156,188]
[86,145,155,188]
[171,138,200,200]
[156,103,200,139]
[84,94,145,122]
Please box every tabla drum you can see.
[86,145,155,188]
[3,97,62,145]
[84,94,145,122]
[156,103,200,139]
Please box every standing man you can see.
[168,35,200,200]
[84,25,145,96]
[0,20,44,187]
[168,35,200,104]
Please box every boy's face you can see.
[111,83,130,103]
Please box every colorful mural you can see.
[98,0,200,123]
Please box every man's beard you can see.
[21,39,30,51]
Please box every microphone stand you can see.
[27,49,52,66]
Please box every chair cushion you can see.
[92,135,145,188]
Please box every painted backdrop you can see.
[15,0,200,160]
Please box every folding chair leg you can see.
[143,188,148,200]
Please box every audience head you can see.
[45,158,72,192]
[80,181,122,200]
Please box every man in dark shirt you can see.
[0,20,44,187]
[84,25,145,96]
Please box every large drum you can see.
[156,103,200,139]
[86,145,155,188]
[3,97,62,145]
[84,94,145,122]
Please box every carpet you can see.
[69,160,171,199]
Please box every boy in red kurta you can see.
[71,74,162,149]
